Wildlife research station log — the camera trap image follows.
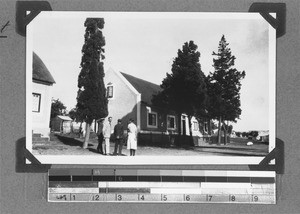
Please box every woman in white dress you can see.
[127,119,137,156]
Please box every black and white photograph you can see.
[26,12,276,165]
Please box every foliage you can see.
[208,35,245,143]
[152,41,207,139]
[68,108,77,120]
[50,98,66,119]
[242,132,249,138]
[222,124,233,134]
[248,130,259,138]
[75,18,108,148]
[76,18,108,125]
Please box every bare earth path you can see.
[32,133,269,157]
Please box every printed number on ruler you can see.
[117,194,122,201]
[92,194,101,201]
[252,195,259,202]
[57,194,68,201]
[139,195,145,201]
[48,193,70,201]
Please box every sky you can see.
[29,12,275,132]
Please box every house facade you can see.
[104,68,207,146]
[32,52,55,139]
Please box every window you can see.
[193,121,199,131]
[32,93,41,112]
[106,83,113,98]
[167,115,176,129]
[147,112,157,128]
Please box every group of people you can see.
[96,117,138,156]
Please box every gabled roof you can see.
[120,72,161,105]
[33,52,55,84]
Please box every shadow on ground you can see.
[194,145,267,153]
[87,148,99,154]
[54,134,93,147]
[144,145,267,152]
[139,142,268,156]
[195,150,267,156]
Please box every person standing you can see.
[113,119,124,156]
[127,118,138,156]
[96,119,104,154]
[102,116,112,155]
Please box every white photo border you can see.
[26,11,276,165]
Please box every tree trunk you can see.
[177,112,182,136]
[223,121,228,145]
[217,116,222,145]
[188,115,193,137]
[83,123,91,149]
[209,120,213,135]
[176,112,182,147]
[79,122,83,138]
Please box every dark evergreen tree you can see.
[76,18,108,148]
[208,35,245,144]
[51,98,66,119]
[194,76,213,135]
[68,108,77,120]
[152,41,206,145]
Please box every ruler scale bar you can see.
[48,193,275,203]
[138,176,162,182]
[102,182,202,188]
[49,169,275,177]
[48,176,275,182]
[100,188,151,193]
[49,181,99,187]
[93,176,115,181]
[48,169,276,204]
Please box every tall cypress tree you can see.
[76,18,108,148]
[208,35,245,144]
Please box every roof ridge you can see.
[120,72,160,87]
[120,71,161,105]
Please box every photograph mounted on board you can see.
[26,12,276,165]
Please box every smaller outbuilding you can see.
[51,115,73,134]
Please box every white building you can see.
[32,52,55,139]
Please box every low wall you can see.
[138,132,170,147]
[138,132,211,148]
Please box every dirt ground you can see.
[32,133,269,157]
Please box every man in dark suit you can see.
[113,119,124,156]
[96,118,104,154]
